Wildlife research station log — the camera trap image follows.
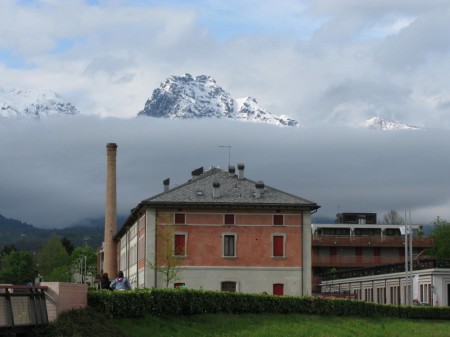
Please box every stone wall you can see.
[42,282,87,322]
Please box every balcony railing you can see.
[312,255,406,268]
[0,285,48,334]
[312,235,433,248]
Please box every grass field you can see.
[111,313,450,337]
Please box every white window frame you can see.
[271,233,286,258]
[222,233,237,257]
[173,232,188,257]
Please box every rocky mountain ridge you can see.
[137,74,300,127]
[0,87,79,119]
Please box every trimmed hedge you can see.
[88,288,450,320]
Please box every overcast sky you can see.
[1,1,450,228]
[2,0,450,127]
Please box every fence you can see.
[0,285,48,336]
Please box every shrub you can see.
[87,288,450,320]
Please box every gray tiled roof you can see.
[142,167,319,209]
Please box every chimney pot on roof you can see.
[255,181,264,199]
[237,163,245,179]
[191,167,204,179]
[213,181,221,198]
[163,178,170,192]
[228,165,236,176]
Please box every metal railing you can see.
[0,285,48,336]
[320,258,450,281]
[312,255,405,267]
[312,235,433,248]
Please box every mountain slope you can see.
[0,213,103,251]
[0,88,79,119]
[359,117,419,130]
[138,74,299,127]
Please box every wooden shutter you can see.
[273,236,284,256]
[174,234,185,255]
[174,213,185,224]
[224,214,235,225]
[273,215,283,226]
[273,283,284,296]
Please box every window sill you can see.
[222,256,237,259]
[272,256,286,259]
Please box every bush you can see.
[87,288,450,320]
[34,307,128,337]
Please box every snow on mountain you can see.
[0,88,79,119]
[359,117,420,130]
[138,74,300,127]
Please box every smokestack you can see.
[104,143,117,278]
[237,163,245,179]
[163,178,170,192]
[213,181,221,198]
[255,181,264,199]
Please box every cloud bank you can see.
[1,116,449,228]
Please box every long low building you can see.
[320,259,450,306]
[311,212,434,292]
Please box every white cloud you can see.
[1,1,450,126]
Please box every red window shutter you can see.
[273,283,284,296]
[224,214,235,225]
[174,234,185,255]
[273,236,284,256]
[273,215,283,226]
[174,213,185,224]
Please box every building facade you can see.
[311,213,434,291]
[320,259,450,306]
[113,165,320,296]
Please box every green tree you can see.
[0,250,36,284]
[61,237,74,255]
[148,214,182,288]
[71,246,97,283]
[1,244,17,254]
[427,217,450,259]
[36,235,71,281]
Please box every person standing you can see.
[100,273,111,290]
[110,271,131,290]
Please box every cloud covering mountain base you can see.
[1,116,448,228]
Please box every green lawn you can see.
[112,313,450,337]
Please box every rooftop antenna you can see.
[219,145,231,167]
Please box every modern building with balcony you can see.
[311,212,434,291]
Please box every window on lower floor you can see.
[221,281,236,292]
[273,283,284,296]
[174,233,187,256]
[174,283,186,288]
[272,235,285,257]
[223,234,236,257]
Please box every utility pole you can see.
[219,145,231,167]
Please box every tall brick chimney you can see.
[103,143,117,278]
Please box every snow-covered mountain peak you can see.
[359,117,419,130]
[138,74,300,127]
[0,87,79,119]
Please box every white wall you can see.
[154,266,303,296]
